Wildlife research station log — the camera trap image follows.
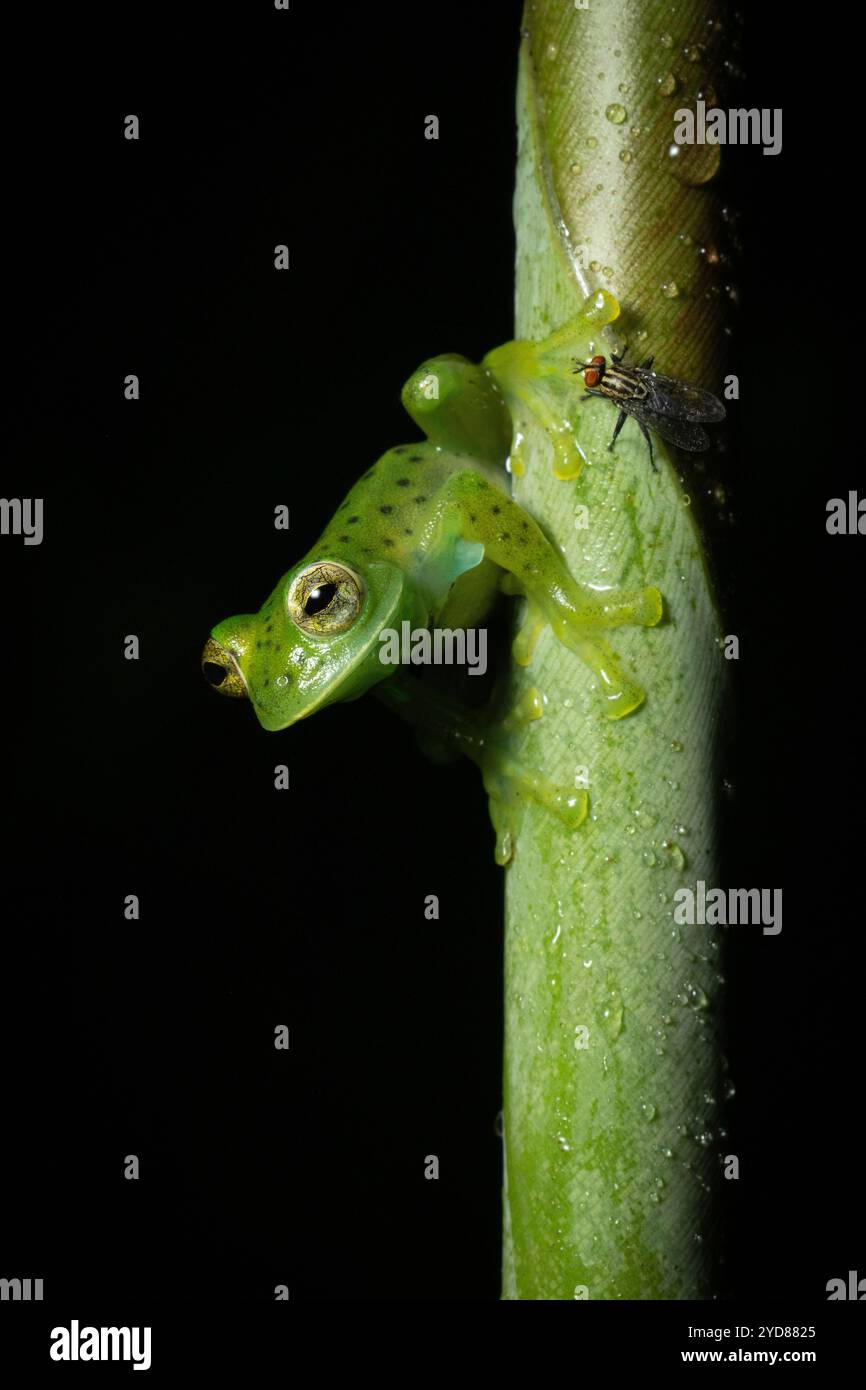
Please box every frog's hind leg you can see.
[481,746,587,865]
[401,355,512,465]
[440,469,663,719]
[376,673,587,866]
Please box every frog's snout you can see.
[201,636,248,699]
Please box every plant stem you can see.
[502,0,733,1300]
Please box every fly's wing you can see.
[620,398,711,452]
[635,370,726,423]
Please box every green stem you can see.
[502,0,733,1300]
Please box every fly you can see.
[573,349,726,471]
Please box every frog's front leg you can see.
[438,470,663,719]
[376,674,587,866]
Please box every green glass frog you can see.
[202,294,663,863]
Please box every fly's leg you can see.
[608,408,628,453]
[637,418,657,472]
[611,349,653,370]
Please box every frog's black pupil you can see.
[305,582,337,615]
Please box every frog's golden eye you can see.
[288,562,363,635]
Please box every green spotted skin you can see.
[205,336,665,859]
[313,442,509,615]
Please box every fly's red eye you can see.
[590,355,605,367]
[584,368,601,387]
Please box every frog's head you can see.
[202,556,419,730]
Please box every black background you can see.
[2,1,861,1311]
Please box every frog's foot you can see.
[377,673,589,864]
[574,583,663,632]
[516,386,586,481]
[542,579,663,717]
[512,595,547,667]
[483,291,624,482]
[478,742,589,865]
[486,784,522,867]
[574,634,649,718]
[511,581,662,716]
[462,690,588,863]
[512,584,661,674]
[485,369,586,482]
[531,390,587,481]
